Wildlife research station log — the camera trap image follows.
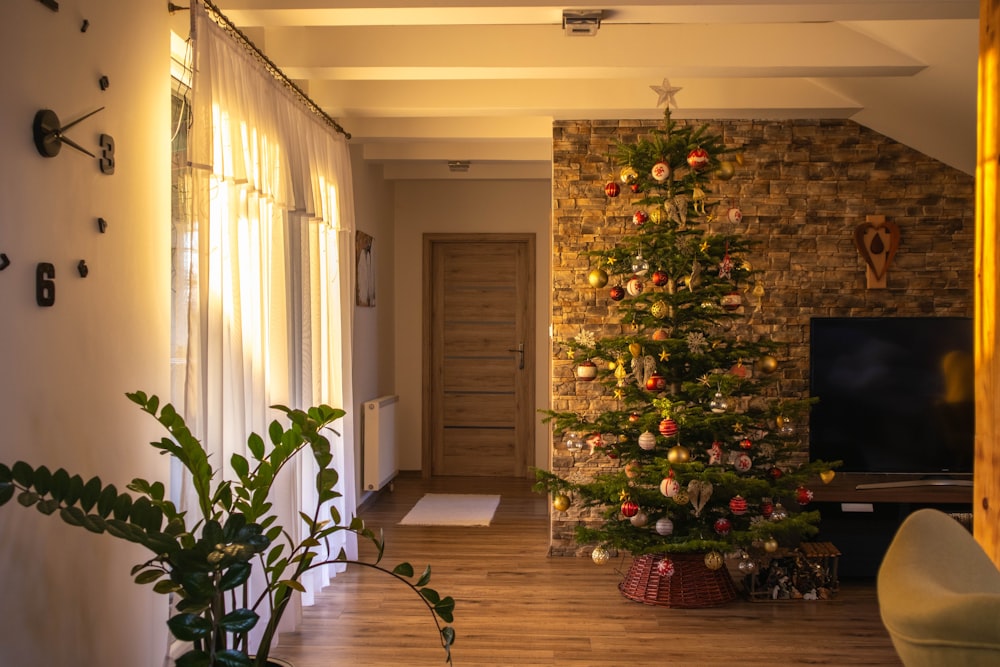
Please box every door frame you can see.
[421,233,536,478]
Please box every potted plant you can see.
[0,391,455,667]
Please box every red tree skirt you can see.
[619,553,738,608]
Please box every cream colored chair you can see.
[877,508,1000,666]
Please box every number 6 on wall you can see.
[36,262,55,307]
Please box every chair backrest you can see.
[877,508,1000,667]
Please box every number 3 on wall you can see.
[99,133,115,175]
[36,262,55,307]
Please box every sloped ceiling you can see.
[214,0,980,179]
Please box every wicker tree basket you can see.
[619,553,738,608]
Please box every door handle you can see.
[508,342,524,369]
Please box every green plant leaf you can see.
[393,562,414,577]
[0,463,11,483]
[415,565,432,587]
[11,461,34,487]
[79,476,102,512]
[152,579,182,595]
[420,588,441,605]
[219,562,252,591]
[134,569,165,585]
[231,453,250,479]
[35,498,60,515]
[32,466,52,496]
[166,612,212,641]
[82,513,107,534]
[434,597,456,623]
[60,506,86,527]
[112,493,133,521]
[276,579,306,593]
[0,482,15,506]
[17,490,38,507]
[218,608,259,633]
[96,484,118,518]
[64,475,84,506]
[50,469,71,502]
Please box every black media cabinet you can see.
[808,473,973,579]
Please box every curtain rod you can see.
[169,1,352,140]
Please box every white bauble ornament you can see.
[659,477,680,497]
[727,207,743,224]
[630,511,649,527]
[651,161,670,182]
[655,517,674,536]
[638,431,657,451]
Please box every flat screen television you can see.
[809,317,974,486]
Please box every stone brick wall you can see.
[549,118,975,555]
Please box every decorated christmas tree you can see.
[536,83,838,606]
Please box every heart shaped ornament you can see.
[687,479,714,517]
[853,216,900,288]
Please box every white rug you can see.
[398,493,501,527]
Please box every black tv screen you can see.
[809,317,974,475]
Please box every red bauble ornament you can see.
[714,517,732,535]
[769,467,784,480]
[729,495,748,515]
[646,372,667,392]
[629,182,642,193]
[651,270,669,287]
[604,181,620,197]
[760,499,774,518]
[621,500,640,518]
[656,557,676,577]
[796,486,814,506]
[739,437,752,451]
[628,412,641,423]
[632,210,649,226]
[686,147,710,170]
[658,417,678,436]
[576,360,597,381]
[609,285,626,301]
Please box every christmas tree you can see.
[536,88,838,605]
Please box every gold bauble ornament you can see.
[757,354,778,374]
[667,444,691,464]
[716,160,736,180]
[619,166,638,184]
[704,551,724,570]
[650,300,669,319]
[588,268,609,288]
[628,342,642,358]
[591,546,611,565]
[820,470,837,484]
[673,489,689,505]
[553,494,570,512]
[763,537,780,553]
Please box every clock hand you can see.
[57,106,105,133]
[55,133,96,158]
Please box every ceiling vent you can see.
[562,10,602,37]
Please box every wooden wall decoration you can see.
[854,214,901,289]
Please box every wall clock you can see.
[28,0,116,307]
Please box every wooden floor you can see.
[270,474,902,666]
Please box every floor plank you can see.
[270,473,902,666]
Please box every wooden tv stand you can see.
[811,472,973,505]
[808,473,973,578]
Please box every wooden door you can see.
[423,234,535,477]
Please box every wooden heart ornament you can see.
[853,215,900,288]
[687,479,713,517]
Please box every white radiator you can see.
[362,395,399,491]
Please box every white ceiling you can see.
[214,0,980,179]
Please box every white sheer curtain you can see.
[172,0,358,648]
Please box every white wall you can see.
[349,147,397,503]
[392,179,553,473]
[0,3,171,666]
